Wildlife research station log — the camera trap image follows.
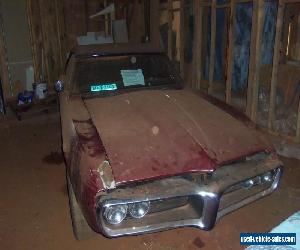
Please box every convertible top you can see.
[72,43,164,57]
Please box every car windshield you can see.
[72,53,182,95]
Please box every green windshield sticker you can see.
[90,83,117,92]
[121,69,145,86]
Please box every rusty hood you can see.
[83,89,270,184]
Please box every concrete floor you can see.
[1,113,300,250]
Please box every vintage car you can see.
[56,43,283,240]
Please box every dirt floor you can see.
[1,113,300,250]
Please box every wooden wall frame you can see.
[190,0,300,143]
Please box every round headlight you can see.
[243,178,255,188]
[262,172,273,183]
[129,201,150,219]
[103,204,128,225]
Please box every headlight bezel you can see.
[224,168,278,194]
[102,199,152,225]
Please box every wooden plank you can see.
[247,0,264,120]
[282,0,300,3]
[168,0,173,60]
[247,0,258,117]
[208,0,216,94]
[297,97,300,141]
[150,0,160,47]
[196,6,203,89]
[192,0,198,88]
[38,0,65,87]
[104,0,109,36]
[192,0,202,89]
[26,0,39,83]
[268,0,285,130]
[27,0,44,82]
[54,0,67,71]
[225,0,236,104]
[63,0,87,52]
[179,0,185,78]
[250,0,264,121]
[200,0,260,8]
[0,15,10,100]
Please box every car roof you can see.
[72,43,164,57]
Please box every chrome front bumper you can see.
[96,155,282,237]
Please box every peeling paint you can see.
[98,161,116,190]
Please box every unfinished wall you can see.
[0,0,33,98]
[189,0,300,142]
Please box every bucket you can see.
[18,91,34,105]
[35,83,47,100]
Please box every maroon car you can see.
[56,43,283,240]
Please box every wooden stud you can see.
[54,0,66,71]
[251,0,264,120]
[179,0,185,78]
[192,0,199,88]
[196,6,203,89]
[168,0,173,60]
[268,0,284,130]
[192,0,202,89]
[0,28,10,100]
[104,0,109,36]
[150,0,160,47]
[247,0,258,117]
[0,3,11,101]
[297,97,300,141]
[208,0,216,94]
[27,0,39,83]
[225,0,236,104]
[27,0,44,82]
[247,0,264,120]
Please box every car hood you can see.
[84,89,270,184]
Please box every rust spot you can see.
[42,151,64,165]
[193,237,205,248]
[74,119,105,157]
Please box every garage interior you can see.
[1,0,300,249]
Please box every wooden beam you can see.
[200,0,253,8]
[225,0,236,104]
[208,0,216,94]
[282,0,300,3]
[247,0,264,120]
[268,0,284,130]
[168,0,173,60]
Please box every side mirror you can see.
[55,74,66,92]
[55,80,64,92]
